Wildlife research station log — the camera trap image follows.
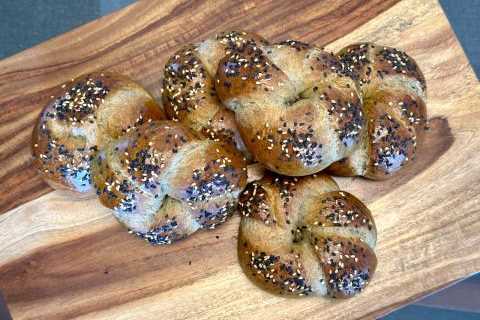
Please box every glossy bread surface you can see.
[92,120,248,244]
[327,43,427,179]
[32,72,164,195]
[162,31,268,157]
[238,173,377,298]
[216,38,363,176]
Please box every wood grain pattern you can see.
[1,0,480,319]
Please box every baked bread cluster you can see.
[32,72,248,242]
[32,30,428,300]
[216,38,363,176]
[215,37,426,179]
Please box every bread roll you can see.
[162,31,268,157]
[91,120,248,244]
[327,43,427,179]
[216,39,363,176]
[32,72,164,195]
[238,173,377,298]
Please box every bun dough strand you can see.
[162,31,269,157]
[216,39,364,176]
[328,43,427,179]
[32,72,164,195]
[238,173,377,298]
[92,120,248,244]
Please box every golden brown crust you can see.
[239,182,274,224]
[303,191,375,231]
[162,45,213,124]
[238,239,312,296]
[310,234,377,298]
[328,43,427,179]
[216,38,289,104]
[92,120,248,244]
[32,72,164,195]
[238,173,377,298]
[201,107,248,155]
[162,31,267,157]
[338,43,426,91]
[216,39,364,176]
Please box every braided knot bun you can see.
[328,43,427,179]
[162,31,269,157]
[216,39,363,176]
[92,120,248,244]
[238,173,377,298]
[32,72,164,195]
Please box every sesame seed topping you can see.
[45,76,109,124]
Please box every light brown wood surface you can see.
[1,0,480,319]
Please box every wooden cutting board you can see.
[1,0,479,319]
